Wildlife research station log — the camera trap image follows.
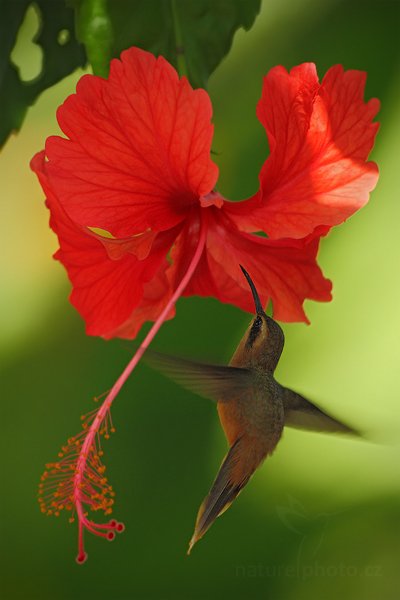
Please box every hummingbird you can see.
[146,266,359,554]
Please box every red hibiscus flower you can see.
[32,49,378,337]
[32,47,379,563]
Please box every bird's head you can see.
[231,266,285,373]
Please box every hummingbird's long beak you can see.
[239,265,264,315]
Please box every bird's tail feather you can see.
[188,437,254,554]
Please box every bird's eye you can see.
[247,316,263,347]
[253,316,262,330]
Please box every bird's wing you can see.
[282,388,361,436]
[143,349,254,402]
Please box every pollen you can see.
[38,403,125,560]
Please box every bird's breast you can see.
[217,379,284,451]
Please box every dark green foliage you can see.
[0,0,86,147]
[0,0,261,147]
[104,0,261,87]
[172,0,261,88]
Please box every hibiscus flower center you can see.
[200,191,224,209]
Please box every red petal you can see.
[42,47,218,237]
[227,64,379,238]
[94,229,157,261]
[111,265,176,339]
[172,209,332,323]
[31,151,177,338]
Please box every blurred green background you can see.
[1,0,400,598]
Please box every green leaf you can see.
[104,1,176,72]
[173,0,262,88]
[0,0,86,148]
[106,0,261,88]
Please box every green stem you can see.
[171,0,188,79]
[76,0,113,78]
